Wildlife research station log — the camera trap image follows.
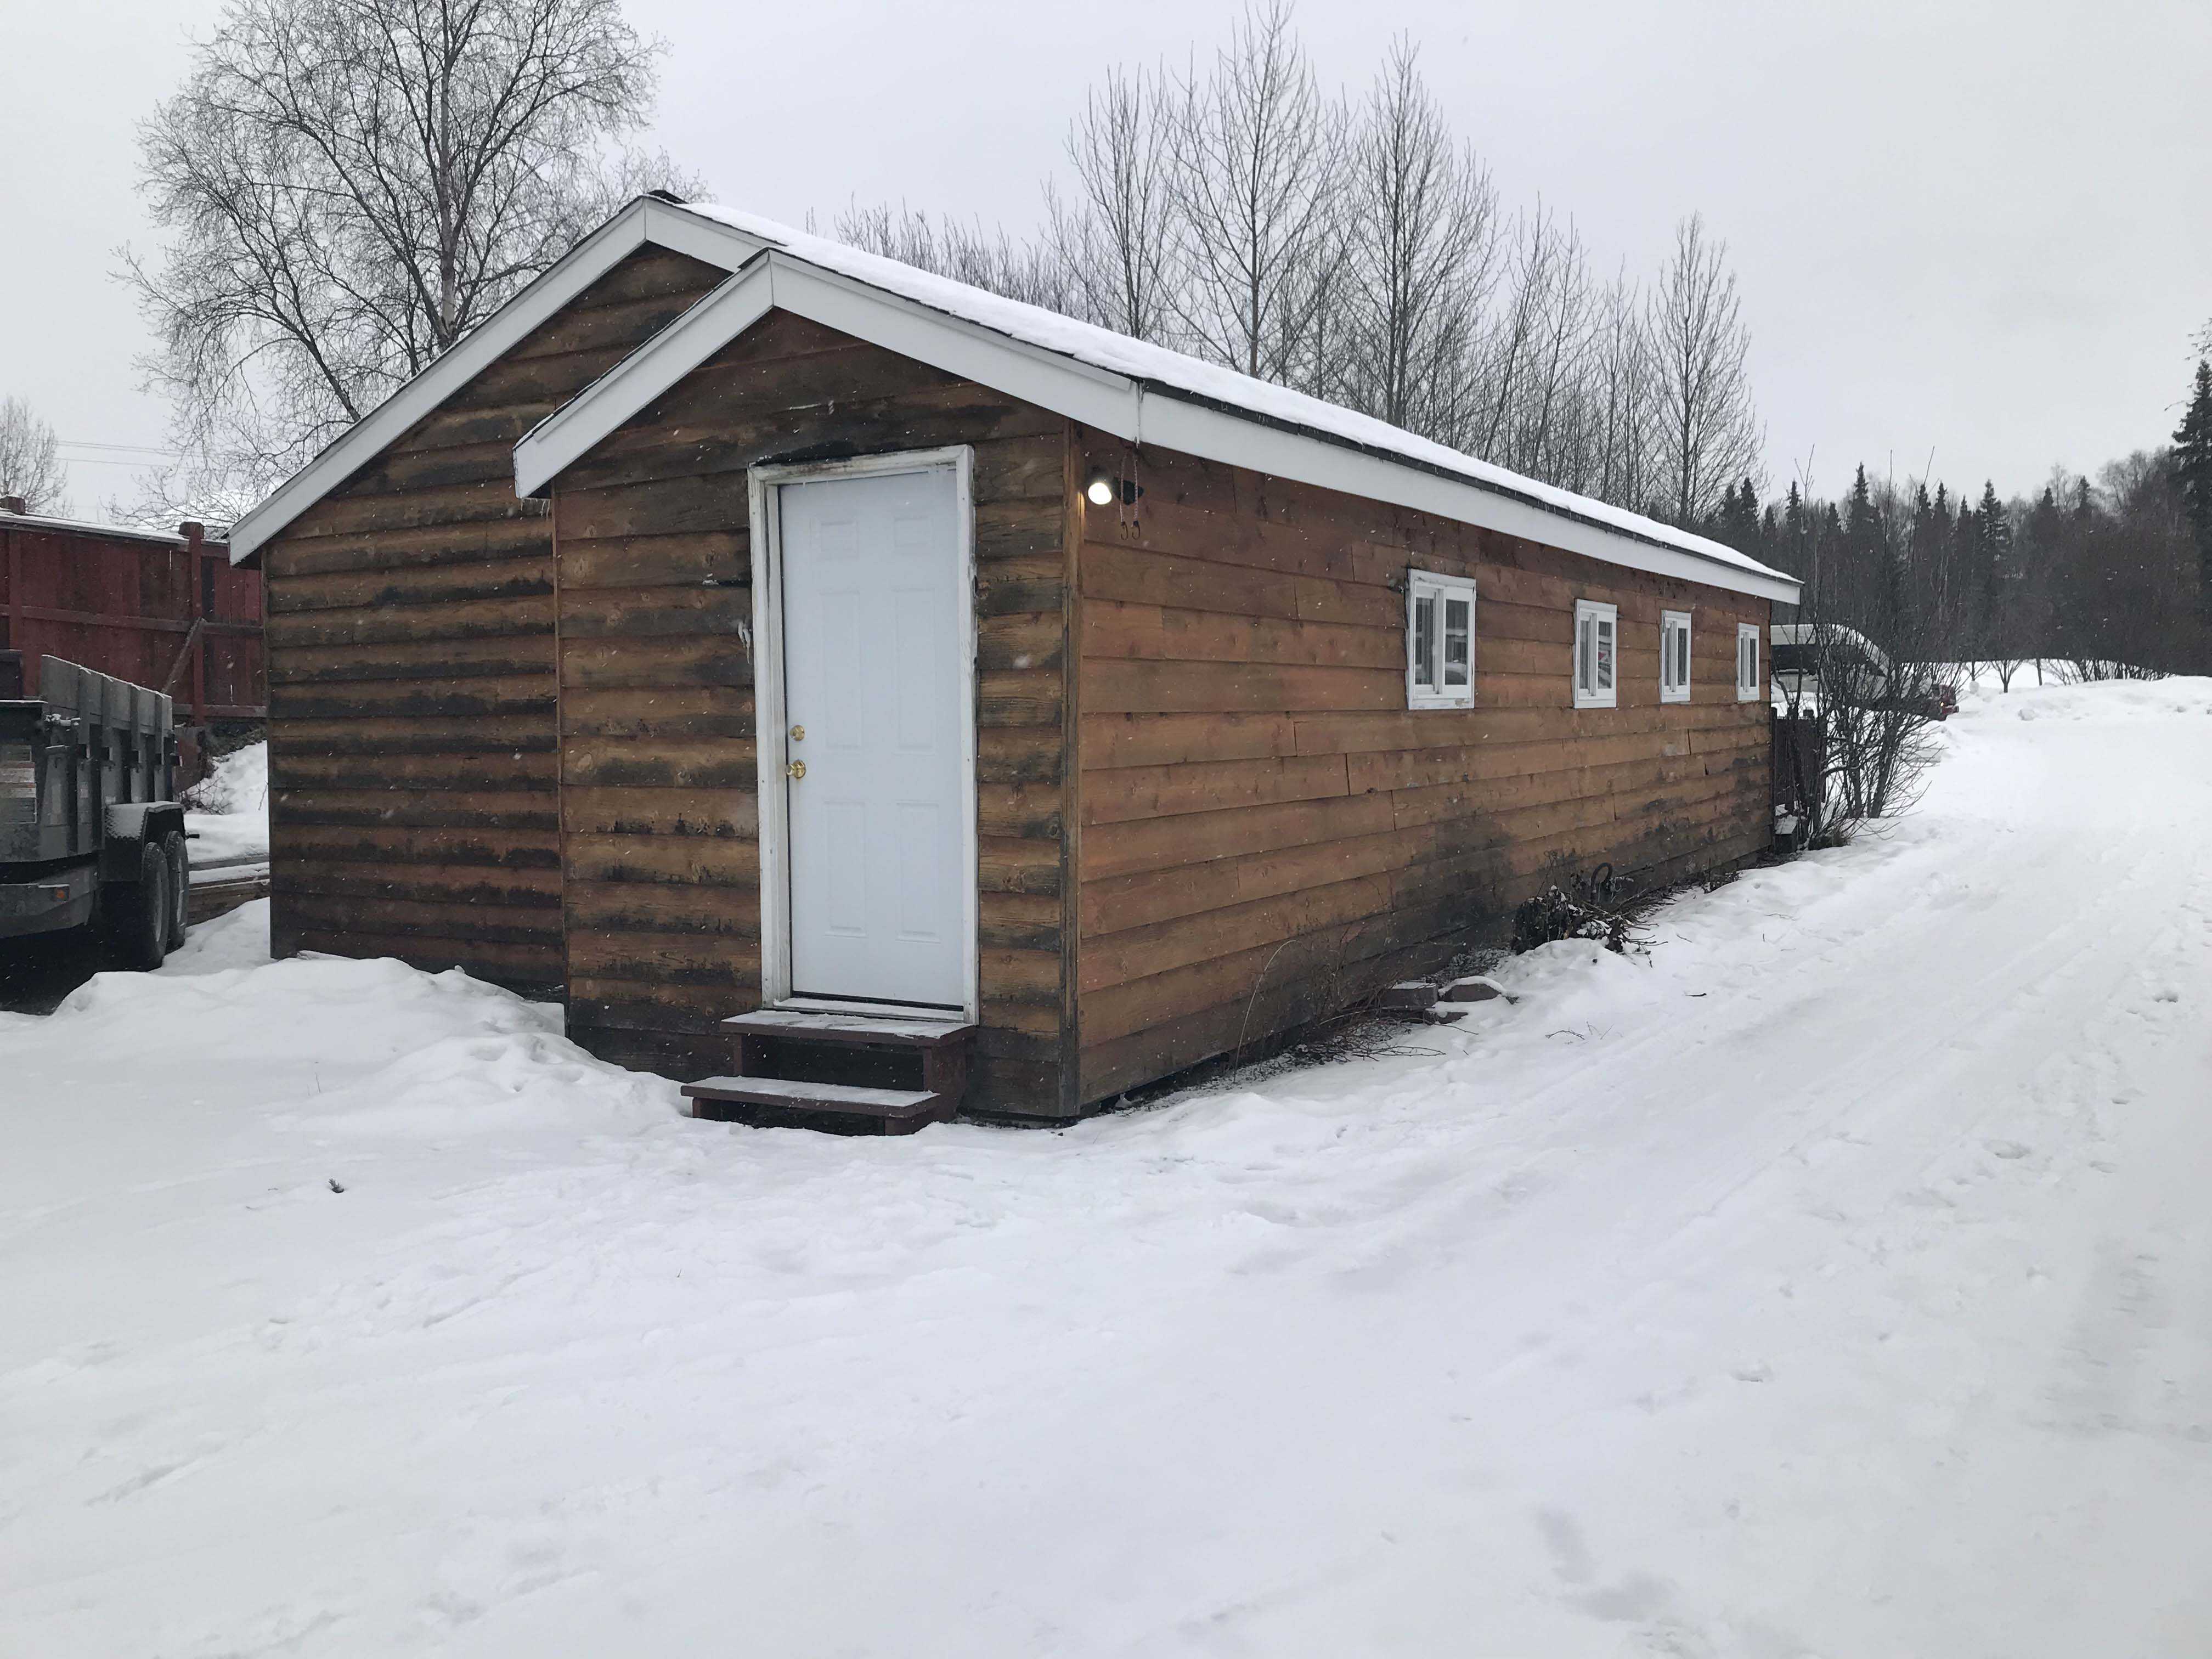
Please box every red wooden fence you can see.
[0,501,264,731]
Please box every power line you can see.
[58,438,180,458]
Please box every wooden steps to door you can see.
[680,1008,977,1135]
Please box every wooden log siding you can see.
[257,251,1773,1120]
[549,312,1076,1111]
[1070,438,1771,1104]
[260,247,729,995]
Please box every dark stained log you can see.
[260,244,727,997]
[1068,430,1773,1108]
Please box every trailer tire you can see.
[109,842,170,972]
[164,832,190,950]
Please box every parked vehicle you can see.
[0,651,190,968]
[1769,624,1955,719]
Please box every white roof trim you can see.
[520,232,1798,603]
[515,262,777,498]
[1133,394,1804,603]
[233,190,1798,603]
[224,199,763,565]
[515,254,1141,498]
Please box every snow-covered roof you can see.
[228,193,1799,602]
[673,204,1795,596]
[0,508,223,549]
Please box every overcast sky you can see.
[4,0,2207,520]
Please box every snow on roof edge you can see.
[0,509,224,548]
[675,202,1798,594]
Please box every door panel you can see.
[778,467,967,1007]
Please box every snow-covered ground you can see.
[183,740,269,866]
[3,681,2208,1656]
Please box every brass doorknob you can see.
[790,725,805,741]
[786,759,806,780]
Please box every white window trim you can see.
[1737,622,1762,701]
[1407,569,1477,709]
[1573,599,1618,709]
[1661,610,1692,704]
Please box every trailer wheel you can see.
[109,842,170,972]
[164,832,190,950]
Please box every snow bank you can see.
[2000,676,2212,720]
[183,738,267,816]
[4,682,2209,1656]
[183,740,269,865]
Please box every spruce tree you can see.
[2171,359,2212,644]
[1976,481,2010,627]
[1713,477,1759,553]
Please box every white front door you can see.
[776,466,969,1009]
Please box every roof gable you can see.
[225,198,768,564]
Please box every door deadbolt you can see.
[789,725,805,741]
[786,759,806,780]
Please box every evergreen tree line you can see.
[830,1,1762,528]
[1697,357,2212,679]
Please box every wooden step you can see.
[681,1075,953,1136]
[720,1009,975,1047]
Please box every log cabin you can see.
[226,195,1800,1132]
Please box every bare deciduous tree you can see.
[0,398,67,514]
[1165,1,1348,389]
[831,202,1079,316]
[1337,38,1499,439]
[1047,65,1182,343]
[123,0,697,499]
[1585,269,1657,509]
[1648,212,1763,524]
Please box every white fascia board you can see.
[636,197,768,270]
[514,252,1143,499]
[514,261,776,497]
[1134,392,1801,605]
[224,201,690,565]
[765,259,1141,440]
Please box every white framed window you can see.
[1407,569,1476,709]
[1736,622,1762,701]
[1661,610,1692,703]
[1573,600,1617,709]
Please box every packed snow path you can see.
[3,680,2209,1657]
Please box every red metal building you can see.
[0,498,265,778]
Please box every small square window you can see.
[1574,600,1618,709]
[1736,622,1762,701]
[1661,610,1692,703]
[1407,570,1476,709]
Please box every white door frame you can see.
[747,446,979,1022]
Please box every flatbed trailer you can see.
[0,650,190,967]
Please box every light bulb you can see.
[1086,475,1116,506]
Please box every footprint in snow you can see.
[1984,1139,2032,1160]
[1731,1362,1772,1383]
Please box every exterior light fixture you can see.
[1085,471,1144,507]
